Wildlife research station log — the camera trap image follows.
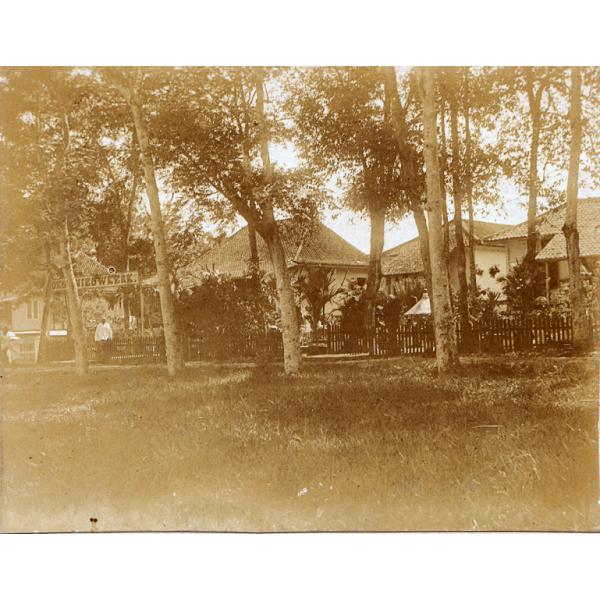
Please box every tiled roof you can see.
[462,220,513,242]
[185,219,368,281]
[382,237,423,276]
[536,221,600,262]
[382,220,509,276]
[485,197,600,242]
[72,252,111,277]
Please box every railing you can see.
[458,314,577,353]
[41,313,595,365]
[44,331,283,364]
[321,313,591,358]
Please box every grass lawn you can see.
[1,355,599,532]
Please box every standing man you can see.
[0,326,10,379]
[94,318,113,363]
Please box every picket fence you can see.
[43,313,593,364]
[323,314,582,357]
[45,331,284,364]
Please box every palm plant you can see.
[294,267,345,331]
[498,257,545,314]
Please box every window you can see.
[26,299,39,320]
[548,262,559,289]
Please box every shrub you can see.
[498,257,545,314]
[293,266,344,331]
[176,272,277,341]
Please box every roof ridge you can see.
[383,236,420,256]
[484,197,600,242]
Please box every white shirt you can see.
[95,322,113,341]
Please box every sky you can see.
[153,126,598,256]
[269,143,531,254]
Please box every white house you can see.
[185,219,370,322]
[0,253,129,363]
[484,197,600,300]
[381,219,510,298]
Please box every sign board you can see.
[51,271,140,292]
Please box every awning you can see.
[404,292,431,316]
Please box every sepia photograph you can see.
[1,2,600,595]
[1,63,598,536]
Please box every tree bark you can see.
[122,137,139,333]
[59,219,88,377]
[417,67,460,373]
[37,265,53,365]
[448,69,471,342]
[412,203,433,298]
[255,68,302,375]
[262,223,302,372]
[382,67,433,313]
[122,75,183,376]
[464,93,478,298]
[525,68,543,260]
[365,203,386,336]
[438,96,451,268]
[562,66,588,351]
[247,221,260,289]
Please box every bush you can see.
[176,272,277,341]
[498,257,545,314]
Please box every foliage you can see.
[336,280,368,333]
[0,68,103,288]
[286,66,409,219]
[145,67,327,228]
[381,279,425,327]
[176,272,277,340]
[470,288,503,321]
[498,257,546,314]
[293,266,344,330]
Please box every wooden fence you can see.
[320,314,584,357]
[45,331,283,364]
[43,313,594,364]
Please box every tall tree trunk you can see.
[418,67,460,373]
[255,68,302,375]
[448,69,470,343]
[122,77,183,376]
[247,221,260,289]
[412,203,433,298]
[37,267,53,365]
[383,67,432,300]
[464,93,478,298]
[525,68,543,260]
[262,223,302,372]
[438,97,451,268]
[365,204,386,336]
[59,219,88,377]
[527,117,541,260]
[562,66,588,351]
[122,148,139,333]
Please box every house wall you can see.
[557,259,569,282]
[506,238,528,268]
[470,245,507,294]
[10,297,66,332]
[323,265,369,318]
[383,244,507,300]
[291,265,369,327]
[504,237,570,293]
[8,294,125,334]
